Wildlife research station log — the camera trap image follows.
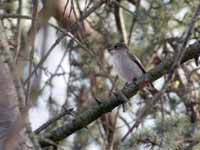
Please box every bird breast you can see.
[110,53,144,83]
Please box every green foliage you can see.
[122,115,200,150]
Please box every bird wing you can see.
[128,52,146,74]
[128,52,158,94]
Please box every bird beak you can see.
[107,48,113,53]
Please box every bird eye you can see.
[114,45,118,49]
[114,43,121,49]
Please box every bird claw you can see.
[139,80,150,91]
[125,78,138,87]
[132,78,138,86]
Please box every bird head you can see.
[107,43,128,55]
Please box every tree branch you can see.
[39,41,200,147]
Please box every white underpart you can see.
[110,51,144,83]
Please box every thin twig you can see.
[23,34,66,85]
[34,108,74,134]
[121,92,162,141]
[15,0,22,62]
[39,41,200,147]
[127,0,140,45]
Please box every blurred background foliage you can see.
[0,0,200,149]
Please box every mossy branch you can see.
[39,41,200,147]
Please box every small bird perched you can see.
[107,42,157,94]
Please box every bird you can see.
[107,42,158,94]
